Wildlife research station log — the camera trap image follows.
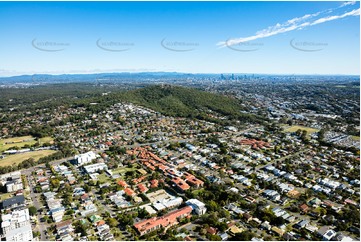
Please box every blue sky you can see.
[0,1,359,76]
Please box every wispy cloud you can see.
[218,5,360,47]
[341,1,356,7]
[311,8,359,25]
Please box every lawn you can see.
[0,136,35,152]
[96,166,140,184]
[0,136,54,152]
[39,136,54,144]
[0,150,57,167]
[0,193,12,200]
[112,166,138,175]
[97,173,111,184]
[283,125,319,136]
[351,136,360,141]
[0,136,33,144]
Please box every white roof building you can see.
[152,197,183,211]
[1,208,33,241]
[186,199,207,215]
[83,163,108,174]
[323,229,337,241]
[74,151,97,166]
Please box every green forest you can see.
[0,84,266,125]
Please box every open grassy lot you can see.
[97,166,140,184]
[0,136,35,152]
[0,150,57,167]
[0,136,54,152]
[39,136,54,144]
[0,136,33,144]
[351,136,360,141]
[283,125,319,136]
[0,193,12,200]
[97,173,111,184]
[112,166,138,175]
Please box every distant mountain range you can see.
[0,72,216,84]
[0,72,358,85]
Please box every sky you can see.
[0,1,359,76]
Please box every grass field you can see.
[0,150,57,167]
[283,125,319,136]
[351,136,360,141]
[0,136,54,152]
[0,136,35,152]
[97,173,111,184]
[0,136,33,144]
[112,166,138,175]
[0,193,12,200]
[39,137,54,144]
[96,166,139,184]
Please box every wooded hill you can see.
[0,84,266,125]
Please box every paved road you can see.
[176,221,207,241]
[177,222,198,232]
[27,175,47,241]
[17,137,193,240]
[93,191,116,216]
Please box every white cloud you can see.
[310,8,360,25]
[287,12,320,25]
[218,7,360,47]
[341,1,356,7]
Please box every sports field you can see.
[0,150,56,167]
[283,125,319,135]
[0,136,54,152]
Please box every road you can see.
[18,137,194,239]
[27,175,47,241]
[93,191,116,216]
[21,149,106,240]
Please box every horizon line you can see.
[0,71,360,79]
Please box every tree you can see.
[65,209,74,216]
[318,129,326,141]
[31,184,41,193]
[219,209,231,219]
[230,231,255,241]
[29,206,37,216]
[74,220,88,236]
[32,231,41,238]
[84,184,91,193]
[219,147,228,155]
[50,178,60,188]
[207,200,220,212]
[107,218,119,228]
[138,208,149,219]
